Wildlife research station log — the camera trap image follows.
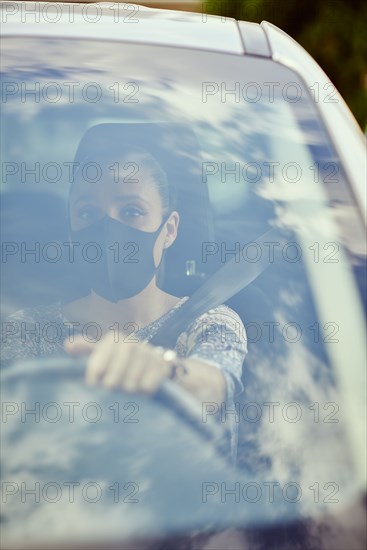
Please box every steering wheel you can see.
[0,355,243,545]
[1,354,230,454]
[1,355,307,548]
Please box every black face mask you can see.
[69,216,168,302]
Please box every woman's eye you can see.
[120,206,144,219]
[77,207,98,222]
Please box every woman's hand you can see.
[64,333,227,403]
[64,334,172,395]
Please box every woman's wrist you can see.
[153,346,188,382]
[152,345,226,403]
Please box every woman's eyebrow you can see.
[71,194,151,206]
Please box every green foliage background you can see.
[205,0,367,130]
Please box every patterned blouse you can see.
[1,297,247,459]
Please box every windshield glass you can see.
[1,36,366,547]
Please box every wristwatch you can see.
[154,346,188,381]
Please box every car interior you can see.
[1,35,366,547]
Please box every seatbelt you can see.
[150,229,279,348]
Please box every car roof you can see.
[1,1,271,56]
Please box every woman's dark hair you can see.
[125,146,177,215]
[72,145,177,216]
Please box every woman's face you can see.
[69,154,179,265]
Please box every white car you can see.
[1,2,366,549]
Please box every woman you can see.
[1,130,247,457]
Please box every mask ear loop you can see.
[159,210,173,243]
[155,211,174,285]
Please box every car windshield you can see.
[1,36,366,546]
